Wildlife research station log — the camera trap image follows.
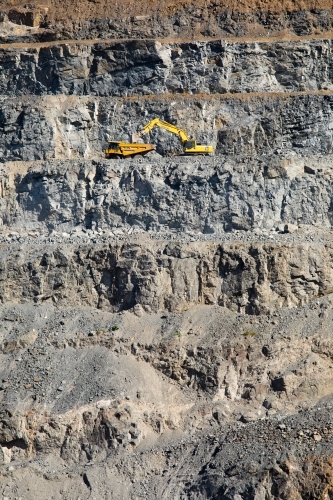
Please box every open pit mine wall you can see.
[3,36,333,161]
[2,38,333,97]
[0,157,332,233]
[1,93,333,161]
[0,240,333,314]
[1,156,333,314]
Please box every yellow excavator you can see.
[105,140,155,159]
[133,118,213,155]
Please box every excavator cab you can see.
[183,139,213,155]
[184,140,196,149]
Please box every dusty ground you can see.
[2,294,333,498]
[0,0,332,21]
[1,0,333,42]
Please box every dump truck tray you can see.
[105,141,155,158]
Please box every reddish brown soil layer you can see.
[0,0,332,22]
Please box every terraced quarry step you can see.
[2,91,333,160]
[2,0,333,497]
[0,155,332,233]
[3,36,333,97]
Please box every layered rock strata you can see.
[2,93,333,161]
[1,239,333,314]
[1,0,333,42]
[3,37,333,97]
[1,0,333,497]
[1,155,333,232]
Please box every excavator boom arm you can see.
[134,118,189,144]
[132,117,214,155]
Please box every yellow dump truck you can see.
[105,141,155,159]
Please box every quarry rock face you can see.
[2,93,333,161]
[1,156,333,233]
[1,240,333,314]
[3,38,333,97]
[1,0,333,42]
[2,0,333,498]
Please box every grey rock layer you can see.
[0,156,332,233]
[2,38,333,97]
[2,92,333,161]
[0,239,332,314]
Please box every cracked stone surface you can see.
[3,38,333,97]
[1,0,333,497]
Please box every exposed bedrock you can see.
[2,0,333,495]
[1,3,333,42]
[2,93,333,161]
[0,240,332,313]
[3,38,333,97]
[2,298,333,499]
[0,156,332,233]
